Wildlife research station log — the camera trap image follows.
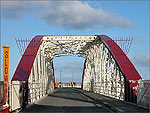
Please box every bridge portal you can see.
[11,35,142,111]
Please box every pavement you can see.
[74,88,149,113]
[21,88,149,113]
[21,88,113,113]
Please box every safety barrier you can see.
[0,81,6,106]
[0,81,10,113]
[8,81,53,111]
[9,81,24,111]
[83,81,124,100]
[137,80,150,109]
[28,82,48,104]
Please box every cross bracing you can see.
[42,35,97,58]
[12,35,142,105]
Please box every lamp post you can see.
[72,71,73,82]
[71,71,73,88]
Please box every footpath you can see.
[74,88,149,113]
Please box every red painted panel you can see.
[12,35,44,81]
[0,106,11,113]
[97,35,142,92]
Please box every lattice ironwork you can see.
[15,38,31,55]
[113,37,133,54]
[82,42,125,100]
[15,37,133,56]
[12,35,141,106]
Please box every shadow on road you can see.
[20,88,111,113]
[21,104,110,112]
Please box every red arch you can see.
[97,35,142,92]
[12,35,44,81]
[12,35,142,91]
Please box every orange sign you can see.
[56,79,58,87]
[3,46,10,102]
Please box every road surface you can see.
[21,88,112,113]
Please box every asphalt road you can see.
[21,88,112,113]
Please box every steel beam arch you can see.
[82,35,142,103]
[12,35,142,104]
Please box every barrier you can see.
[137,80,150,109]
[0,81,6,106]
[9,81,24,111]
[8,81,50,111]
[0,81,10,113]
[83,81,124,100]
[28,82,48,104]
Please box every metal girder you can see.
[12,35,142,105]
[82,42,125,100]
[28,42,54,103]
[42,36,97,58]
[27,35,97,103]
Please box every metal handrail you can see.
[0,81,6,106]
[137,84,150,105]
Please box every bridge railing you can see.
[83,81,124,100]
[8,81,24,111]
[8,81,54,111]
[28,82,48,104]
[137,80,150,109]
[0,81,6,106]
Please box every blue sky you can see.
[0,1,149,82]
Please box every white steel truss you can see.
[28,35,125,103]
[28,42,54,103]
[42,35,96,58]
[82,41,125,100]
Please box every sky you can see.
[0,0,150,82]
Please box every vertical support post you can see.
[52,61,55,89]
[60,70,62,83]
[22,82,28,109]
[124,79,136,103]
[81,59,86,89]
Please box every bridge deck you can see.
[75,88,149,113]
[21,88,149,113]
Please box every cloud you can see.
[130,54,150,67]
[42,1,133,29]
[1,1,134,29]
[1,1,30,18]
